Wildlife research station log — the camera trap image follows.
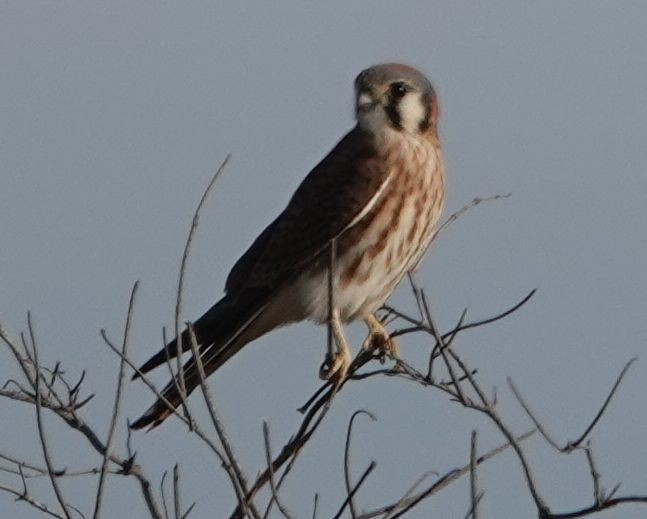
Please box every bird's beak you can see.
[357,91,378,112]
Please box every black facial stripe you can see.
[418,91,433,133]
[384,98,402,130]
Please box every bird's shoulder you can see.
[225,126,391,293]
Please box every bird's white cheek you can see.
[398,92,426,134]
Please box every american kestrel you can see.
[132,63,445,430]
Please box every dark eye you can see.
[390,82,408,98]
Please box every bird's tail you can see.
[131,289,270,430]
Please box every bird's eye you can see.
[390,82,409,99]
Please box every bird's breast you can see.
[293,136,445,324]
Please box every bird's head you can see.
[354,63,438,137]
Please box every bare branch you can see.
[93,281,139,519]
[173,464,181,519]
[18,462,28,497]
[446,346,550,515]
[3,186,645,519]
[230,386,335,519]
[160,471,170,519]
[508,358,637,452]
[261,422,293,519]
[432,193,511,242]
[419,291,467,403]
[469,430,481,519]
[180,502,196,519]
[102,331,192,431]
[102,330,221,458]
[507,377,563,451]
[186,325,259,519]
[0,324,38,397]
[382,471,436,519]
[1,319,165,519]
[388,289,536,344]
[567,358,637,450]
[442,289,536,339]
[173,155,231,419]
[583,442,603,506]
[545,496,647,519]
[28,313,72,519]
[360,430,535,518]
[464,493,484,519]
[311,494,319,519]
[0,483,66,519]
[344,410,377,519]
[332,461,376,519]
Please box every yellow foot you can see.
[320,307,352,385]
[362,314,401,363]
[319,346,352,385]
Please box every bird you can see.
[131,63,445,430]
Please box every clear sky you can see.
[2,2,647,518]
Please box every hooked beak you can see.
[357,91,379,112]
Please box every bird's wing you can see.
[131,127,394,430]
[225,126,391,293]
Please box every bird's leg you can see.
[319,308,352,385]
[362,314,401,363]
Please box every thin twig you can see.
[583,442,603,506]
[93,281,139,519]
[276,406,331,487]
[261,422,293,519]
[101,330,219,457]
[507,358,637,453]
[431,194,511,242]
[419,292,467,403]
[1,320,164,519]
[180,503,196,519]
[464,493,484,519]
[173,155,231,419]
[0,463,110,479]
[445,348,549,516]
[360,430,535,518]
[332,462,376,519]
[231,386,335,519]
[545,496,647,519]
[18,462,28,496]
[0,325,37,400]
[311,494,319,519]
[384,285,555,519]
[0,483,66,518]
[429,308,467,382]
[389,290,536,345]
[567,358,637,449]
[28,313,71,519]
[407,272,428,325]
[507,377,563,451]
[160,471,170,519]
[469,430,480,519]
[173,464,181,519]
[382,471,437,519]
[344,410,377,519]
[186,325,259,519]
[0,453,63,477]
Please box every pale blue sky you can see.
[2,2,647,518]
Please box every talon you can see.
[321,308,352,386]
[363,314,401,361]
[319,347,351,385]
